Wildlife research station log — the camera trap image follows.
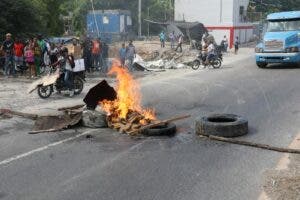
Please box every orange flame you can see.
[100,60,155,121]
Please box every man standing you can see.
[126,40,136,71]
[91,38,102,71]
[14,37,24,73]
[82,37,92,72]
[175,34,183,52]
[159,31,166,48]
[221,35,228,52]
[1,33,15,77]
[119,43,126,66]
[101,41,109,73]
[234,36,240,55]
[169,31,175,49]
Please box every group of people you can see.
[118,40,136,71]
[0,33,51,78]
[220,35,240,54]
[159,31,184,52]
[82,37,109,73]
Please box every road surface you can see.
[0,51,300,200]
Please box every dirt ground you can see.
[260,134,300,200]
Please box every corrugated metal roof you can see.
[267,11,300,20]
[88,10,131,15]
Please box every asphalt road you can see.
[1,54,300,200]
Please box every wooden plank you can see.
[199,134,300,154]
[57,104,85,111]
[0,109,38,120]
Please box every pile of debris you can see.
[98,63,157,135]
[1,61,191,136]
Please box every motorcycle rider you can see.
[57,47,75,97]
[204,41,216,67]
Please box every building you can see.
[175,0,254,48]
[87,10,132,43]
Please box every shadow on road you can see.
[264,64,300,70]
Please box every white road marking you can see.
[0,130,95,167]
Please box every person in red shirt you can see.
[14,37,24,68]
[91,38,102,71]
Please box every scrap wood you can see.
[127,114,191,135]
[57,104,85,111]
[199,134,300,154]
[27,69,60,94]
[28,112,82,134]
[0,109,38,120]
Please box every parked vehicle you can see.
[192,47,223,70]
[15,64,28,74]
[37,66,85,99]
[255,11,300,68]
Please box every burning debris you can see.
[99,61,157,135]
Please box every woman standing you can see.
[24,39,35,78]
[33,37,41,75]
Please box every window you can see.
[103,16,109,24]
[127,16,132,26]
[267,19,300,32]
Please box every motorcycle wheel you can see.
[192,60,201,70]
[74,77,84,95]
[212,59,222,69]
[38,85,52,99]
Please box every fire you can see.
[99,60,156,134]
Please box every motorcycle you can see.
[192,46,223,70]
[37,66,85,99]
[15,64,29,74]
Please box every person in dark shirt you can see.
[1,33,15,76]
[101,41,109,73]
[82,37,92,73]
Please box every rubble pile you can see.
[99,62,157,135]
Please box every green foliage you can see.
[61,0,174,35]
[0,0,174,38]
[250,0,300,16]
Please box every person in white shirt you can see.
[205,41,215,66]
[175,34,183,52]
[58,47,75,96]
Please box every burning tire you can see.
[141,123,177,136]
[195,114,248,137]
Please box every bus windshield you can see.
[267,19,300,32]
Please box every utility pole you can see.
[147,7,150,38]
[138,0,142,37]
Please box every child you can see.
[24,43,35,78]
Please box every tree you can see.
[0,0,45,39]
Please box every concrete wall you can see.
[174,0,254,47]
[234,28,253,44]
[233,0,250,25]
[174,0,234,26]
[210,29,231,44]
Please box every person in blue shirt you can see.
[119,43,126,66]
[159,31,166,48]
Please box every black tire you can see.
[141,123,177,136]
[74,76,84,95]
[256,62,267,68]
[212,59,222,68]
[38,85,52,99]
[195,114,248,137]
[192,60,201,70]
